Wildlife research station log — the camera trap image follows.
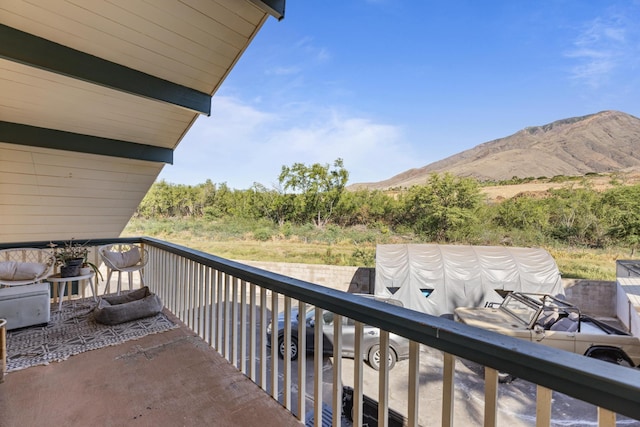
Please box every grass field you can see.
[124,217,639,281]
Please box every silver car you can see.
[267,298,410,370]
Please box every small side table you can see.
[48,272,96,310]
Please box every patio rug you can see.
[6,298,178,372]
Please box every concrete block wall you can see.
[238,261,374,294]
[562,279,616,317]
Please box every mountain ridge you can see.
[351,110,640,190]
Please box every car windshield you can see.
[502,294,540,326]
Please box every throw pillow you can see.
[12,262,47,280]
[103,246,141,268]
[0,261,17,280]
[121,247,141,267]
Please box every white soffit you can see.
[1,0,267,94]
[0,59,192,149]
[0,0,282,242]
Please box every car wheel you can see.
[278,336,298,360]
[587,349,633,367]
[367,345,397,371]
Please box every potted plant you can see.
[80,259,103,281]
[49,240,101,279]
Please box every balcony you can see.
[2,237,640,427]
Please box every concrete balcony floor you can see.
[0,311,302,427]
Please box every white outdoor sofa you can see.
[0,248,54,330]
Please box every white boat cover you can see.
[374,244,564,316]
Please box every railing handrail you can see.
[0,238,140,251]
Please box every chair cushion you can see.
[0,261,48,281]
[103,246,141,269]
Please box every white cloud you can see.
[158,97,416,189]
[565,13,635,88]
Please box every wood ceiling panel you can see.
[0,0,263,93]
[0,60,192,148]
[0,193,142,208]
[0,143,162,179]
[181,0,264,40]
[0,183,143,200]
[0,204,136,217]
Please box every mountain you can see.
[352,110,640,190]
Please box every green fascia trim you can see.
[0,121,173,164]
[249,0,286,20]
[0,24,211,116]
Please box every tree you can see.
[494,194,549,231]
[250,183,294,225]
[603,185,640,253]
[278,158,349,228]
[546,186,606,246]
[401,173,482,241]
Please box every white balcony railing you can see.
[4,237,640,427]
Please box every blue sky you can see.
[158,0,640,189]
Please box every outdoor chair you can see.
[0,248,55,287]
[99,244,148,295]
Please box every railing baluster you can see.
[484,367,498,427]
[216,270,223,352]
[224,274,231,361]
[204,266,211,346]
[378,330,389,427]
[232,277,238,368]
[179,257,187,323]
[249,283,257,382]
[353,321,364,427]
[442,352,455,427]
[407,341,420,427]
[332,314,343,427]
[270,291,279,400]
[197,264,204,339]
[314,306,323,427]
[169,252,176,315]
[283,296,292,410]
[598,407,616,427]
[297,301,307,422]
[260,287,268,391]
[188,260,195,332]
[240,280,247,375]
[536,385,552,427]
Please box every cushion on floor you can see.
[93,286,162,325]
